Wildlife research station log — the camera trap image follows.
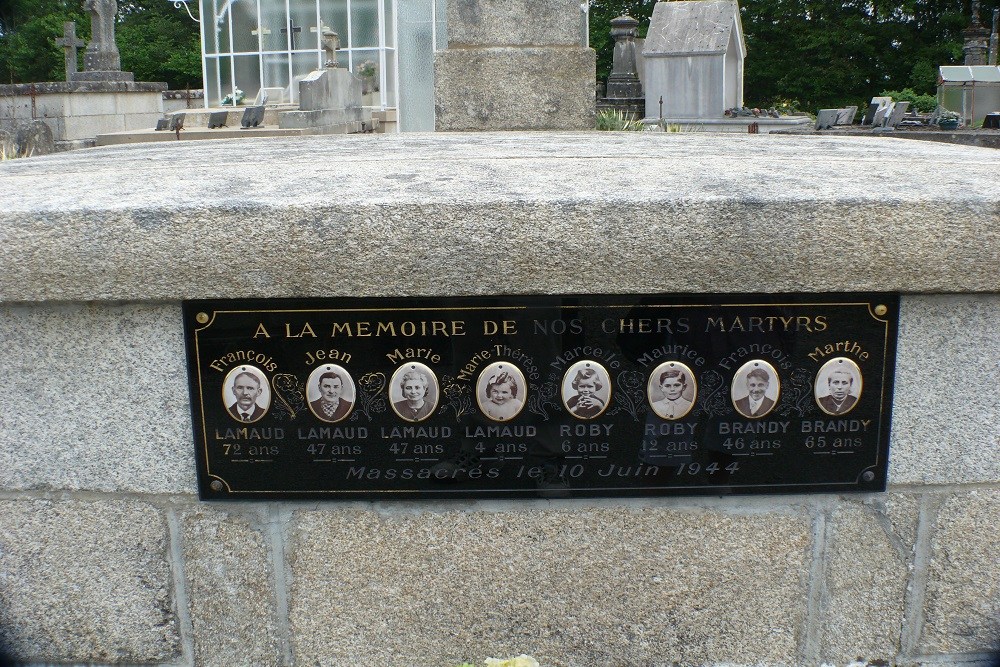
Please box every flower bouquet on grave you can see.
[221,87,246,106]
[935,107,961,130]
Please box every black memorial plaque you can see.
[183,294,898,500]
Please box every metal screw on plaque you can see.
[196,312,209,324]
[210,480,224,491]
[874,304,888,316]
[862,471,875,482]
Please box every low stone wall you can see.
[0,80,166,143]
[0,133,998,667]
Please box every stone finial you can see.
[54,22,85,80]
[606,15,643,100]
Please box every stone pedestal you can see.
[434,0,595,130]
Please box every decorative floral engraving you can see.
[527,373,560,421]
[697,370,729,418]
[270,373,306,421]
[777,367,817,418]
[608,369,646,421]
[351,372,387,421]
[440,375,474,421]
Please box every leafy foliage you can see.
[879,87,939,112]
[0,0,200,88]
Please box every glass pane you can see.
[292,51,322,102]
[290,0,319,52]
[434,0,447,50]
[260,0,287,52]
[383,0,395,48]
[383,48,396,107]
[211,0,231,53]
[397,0,434,130]
[320,0,349,51]
[204,56,221,105]
[231,0,260,54]
[201,0,218,54]
[352,48,380,104]
[351,0,379,47]
[233,55,262,104]
[218,55,234,105]
[261,52,290,102]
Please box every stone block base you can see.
[434,47,595,130]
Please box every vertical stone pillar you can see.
[434,0,596,131]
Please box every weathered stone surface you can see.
[288,505,811,666]
[435,48,595,131]
[181,506,283,666]
[447,0,584,47]
[0,303,197,493]
[0,499,178,663]
[920,490,1000,654]
[0,134,998,301]
[819,494,919,665]
[889,295,1000,484]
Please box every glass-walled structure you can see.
[199,0,446,130]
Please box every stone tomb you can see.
[0,133,998,667]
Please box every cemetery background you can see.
[5,0,1000,122]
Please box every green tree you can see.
[0,0,201,88]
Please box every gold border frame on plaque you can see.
[222,364,271,423]
[389,362,440,422]
[476,362,528,422]
[306,364,357,423]
[561,360,612,420]
[814,356,863,416]
[730,359,780,419]
[647,361,697,420]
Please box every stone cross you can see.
[82,0,122,72]
[54,22,85,80]
[321,29,340,68]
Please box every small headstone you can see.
[815,109,839,130]
[11,120,55,157]
[169,114,185,132]
[241,106,265,128]
[155,118,169,131]
[835,106,858,125]
[871,106,889,127]
[861,102,880,125]
[886,101,910,128]
[208,111,228,129]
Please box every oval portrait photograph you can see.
[389,362,439,422]
[730,359,780,419]
[647,361,697,420]
[222,365,271,424]
[477,362,527,422]
[306,364,356,423]
[561,360,612,420]
[815,357,863,416]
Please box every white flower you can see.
[485,656,540,667]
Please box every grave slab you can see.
[0,134,998,301]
